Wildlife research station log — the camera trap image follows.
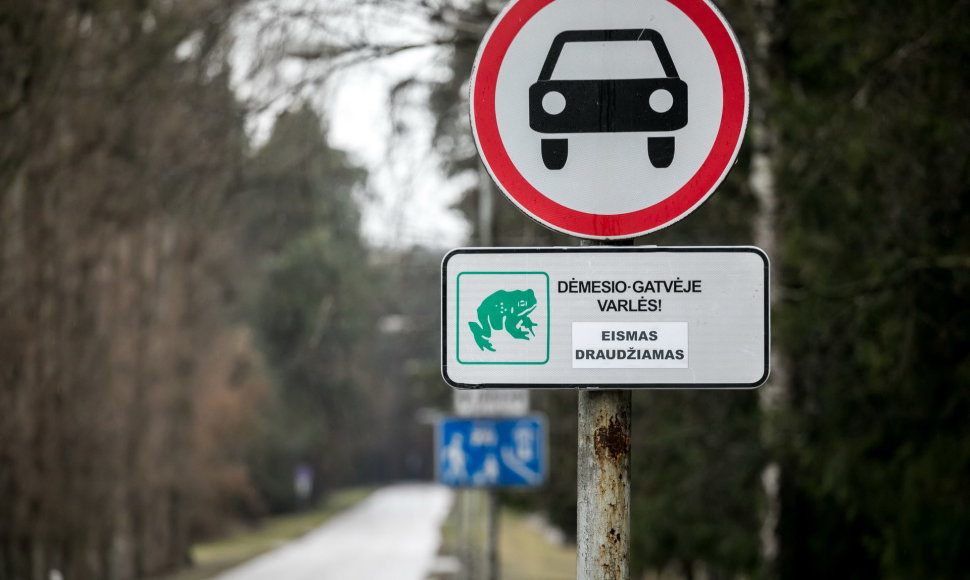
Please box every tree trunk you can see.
[745,0,788,575]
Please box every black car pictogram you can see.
[529,29,688,170]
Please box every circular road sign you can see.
[470,0,749,239]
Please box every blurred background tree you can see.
[1,0,966,579]
[772,0,970,577]
[230,106,377,512]
[0,0,255,577]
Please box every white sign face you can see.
[442,247,769,388]
[471,0,748,239]
[454,389,530,417]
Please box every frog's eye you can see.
[518,300,527,307]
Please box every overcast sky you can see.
[230,0,471,249]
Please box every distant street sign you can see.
[470,0,748,239]
[436,416,547,488]
[454,389,530,417]
[442,247,769,388]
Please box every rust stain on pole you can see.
[578,389,631,580]
[594,418,631,461]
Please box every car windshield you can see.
[549,40,668,80]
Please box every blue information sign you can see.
[436,416,546,488]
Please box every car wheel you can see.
[648,137,675,168]
[541,139,568,170]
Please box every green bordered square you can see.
[456,272,550,365]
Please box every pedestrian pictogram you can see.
[470,0,749,239]
[436,416,547,487]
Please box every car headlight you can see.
[542,91,566,115]
[649,89,674,113]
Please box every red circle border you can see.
[471,0,749,239]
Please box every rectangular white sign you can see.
[441,247,769,389]
[453,389,530,417]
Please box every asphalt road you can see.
[214,483,454,580]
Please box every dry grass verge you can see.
[156,487,373,580]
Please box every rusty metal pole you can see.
[577,238,632,580]
[486,489,500,580]
[577,389,631,579]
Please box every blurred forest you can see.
[1,1,967,580]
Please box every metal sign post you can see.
[462,0,754,577]
[487,489,500,580]
[577,239,632,580]
[449,388,531,579]
[436,416,548,578]
[578,389,631,579]
[442,246,767,576]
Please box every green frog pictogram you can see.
[468,289,539,352]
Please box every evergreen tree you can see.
[773,0,970,576]
[236,107,378,511]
